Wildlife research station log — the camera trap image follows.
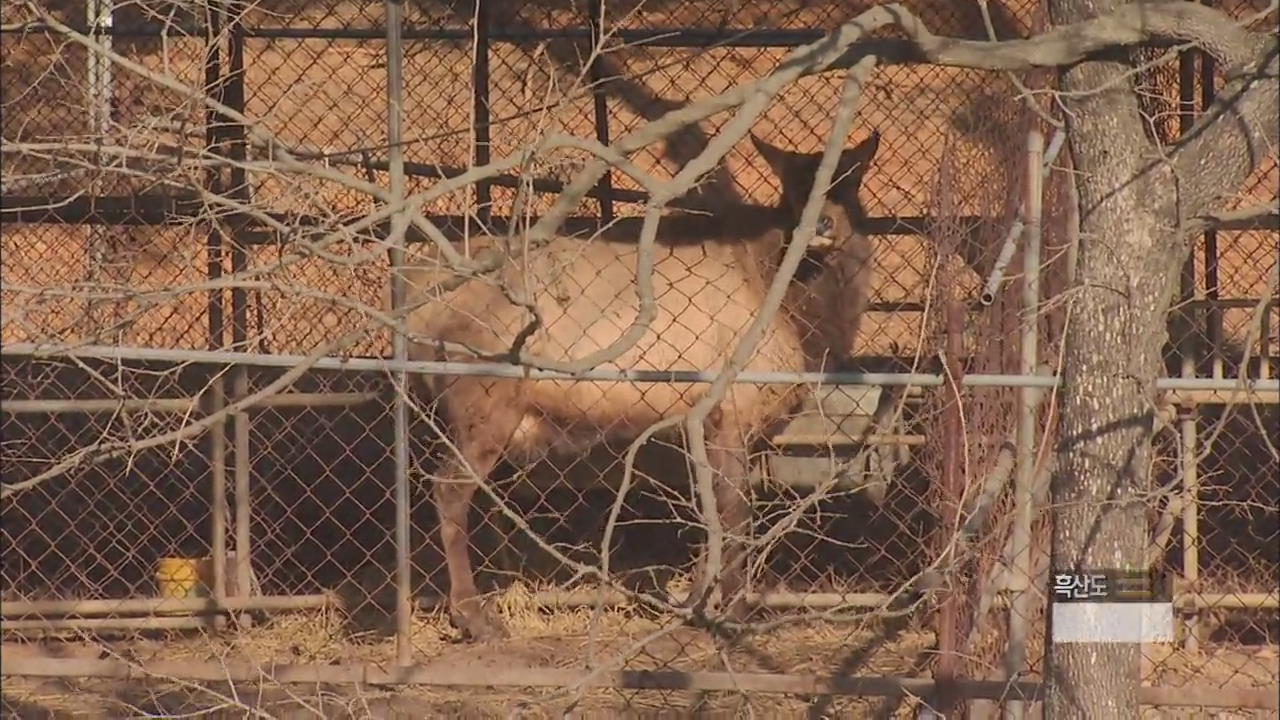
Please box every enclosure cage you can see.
[1,0,1277,716]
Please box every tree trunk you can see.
[1045,0,1183,717]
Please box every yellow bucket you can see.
[155,557,210,600]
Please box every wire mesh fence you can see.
[2,0,1278,716]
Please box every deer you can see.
[398,129,881,641]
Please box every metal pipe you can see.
[202,0,227,634]
[769,432,926,447]
[384,0,414,668]
[1201,39,1223,380]
[1261,302,1273,380]
[1180,405,1202,650]
[0,392,380,414]
[208,380,229,632]
[218,11,256,628]
[2,616,209,633]
[11,190,1273,235]
[1176,42,1203,653]
[0,594,333,618]
[83,0,116,336]
[5,586,1268,621]
[232,400,253,623]
[215,26,836,46]
[12,389,1262,418]
[1005,129,1043,720]
[471,0,492,230]
[587,0,614,225]
[977,128,1065,306]
[87,0,113,142]
[6,343,1276,392]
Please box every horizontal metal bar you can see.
[0,392,378,414]
[245,26,831,47]
[4,342,1277,391]
[3,22,831,47]
[771,432,925,447]
[1,616,209,633]
[1174,592,1280,610]
[3,20,1200,58]
[0,594,332,618]
[0,196,968,238]
[1,397,197,414]
[1165,388,1280,405]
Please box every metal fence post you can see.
[472,0,492,232]
[587,0,614,225]
[385,0,414,667]
[203,0,230,632]
[227,7,256,628]
[934,296,968,717]
[1176,40,1203,652]
[1005,129,1044,720]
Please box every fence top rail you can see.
[3,343,1277,392]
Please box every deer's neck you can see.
[724,206,808,295]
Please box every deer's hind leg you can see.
[430,378,522,642]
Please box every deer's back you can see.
[403,232,807,447]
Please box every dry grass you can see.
[2,578,944,717]
[3,590,1277,717]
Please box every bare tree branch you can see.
[839,0,1272,72]
[681,57,878,616]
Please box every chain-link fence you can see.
[3,0,1277,716]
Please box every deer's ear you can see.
[833,130,881,196]
[751,133,796,185]
[753,133,822,213]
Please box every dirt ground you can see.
[3,582,1277,718]
[1,599,939,718]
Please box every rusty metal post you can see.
[203,0,229,632]
[587,0,614,225]
[471,0,492,232]
[224,11,256,628]
[935,296,968,716]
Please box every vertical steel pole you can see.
[203,0,229,632]
[472,0,492,232]
[1005,129,1044,720]
[226,10,256,626]
[87,0,113,145]
[85,0,116,336]
[1200,3,1222,380]
[385,0,414,667]
[1261,302,1273,380]
[587,0,614,225]
[1176,45,1203,651]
